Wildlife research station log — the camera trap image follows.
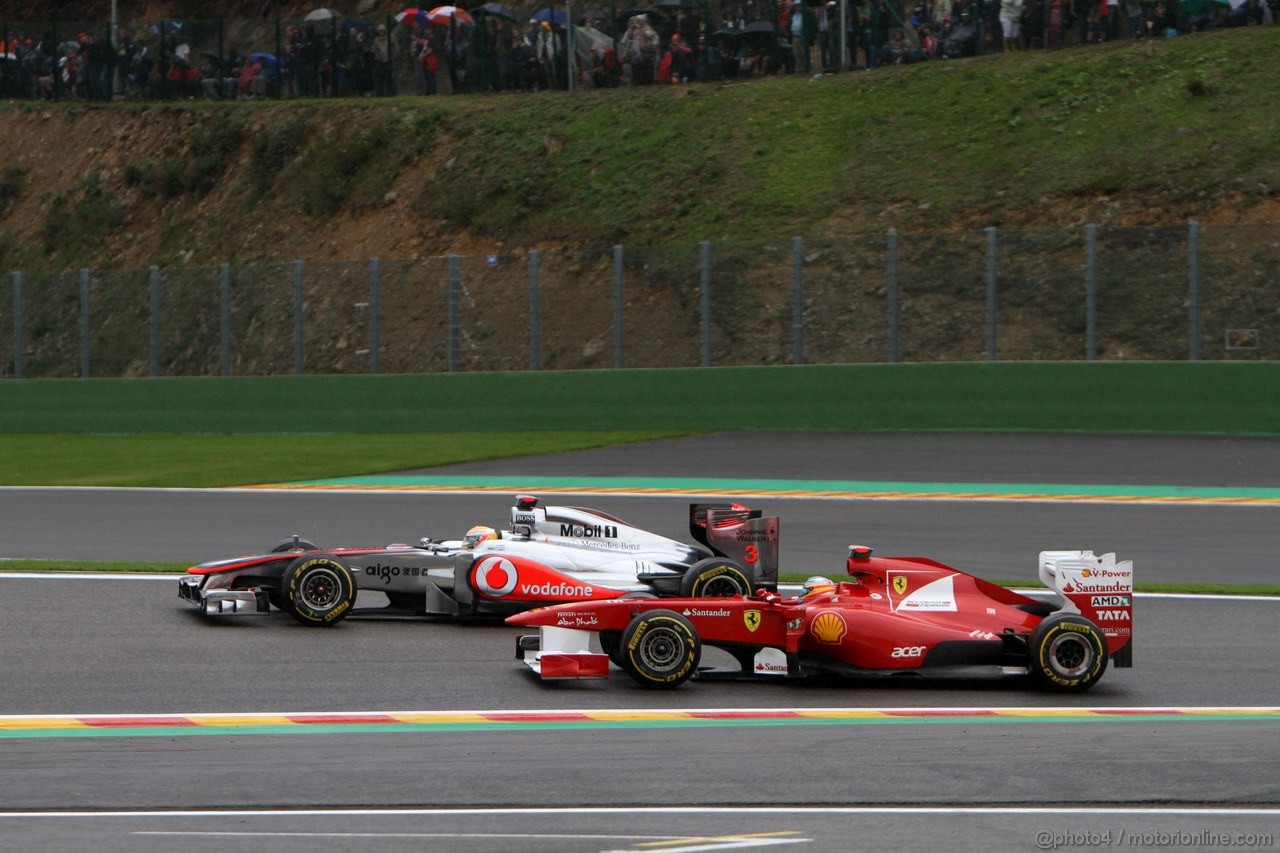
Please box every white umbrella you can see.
[304,8,341,21]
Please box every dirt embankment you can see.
[4,100,1278,277]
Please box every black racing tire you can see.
[270,537,321,553]
[599,630,626,668]
[1028,614,1109,692]
[618,610,701,688]
[281,553,357,627]
[267,588,288,611]
[679,558,753,598]
[268,539,320,611]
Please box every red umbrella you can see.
[394,7,429,25]
[426,5,476,25]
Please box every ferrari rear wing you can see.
[1040,550,1133,668]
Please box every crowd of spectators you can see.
[0,0,1274,101]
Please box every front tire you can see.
[680,558,753,598]
[281,553,357,627]
[269,539,321,610]
[1028,614,1109,692]
[599,630,626,668]
[270,537,321,553]
[618,610,701,688]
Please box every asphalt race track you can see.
[2,432,1278,851]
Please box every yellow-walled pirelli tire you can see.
[1028,614,1109,692]
[282,553,357,627]
[619,610,702,688]
[268,539,321,611]
[270,537,321,553]
[679,558,753,598]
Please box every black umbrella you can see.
[475,2,518,19]
[656,0,700,8]
[618,7,666,20]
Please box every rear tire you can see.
[618,610,701,688]
[1028,614,1109,692]
[281,553,357,627]
[680,558,752,598]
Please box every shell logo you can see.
[810,610,847,644]
[474,556,519,598]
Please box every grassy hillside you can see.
[2,28,1278,275]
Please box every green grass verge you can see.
[0,431,689,487]
[3,363,1279,436]
[3,561,1274,595]
[0,560,190,573]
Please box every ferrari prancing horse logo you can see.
[892,575,908,595]
[744,610,761,632]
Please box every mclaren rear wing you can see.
[689,503,779,587]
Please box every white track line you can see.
[1,807,1278,818]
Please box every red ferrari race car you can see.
[509,546,1133,692]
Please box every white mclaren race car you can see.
[178,495,779,626]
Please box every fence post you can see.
[448,254,460,374]
[613,245,624,369]
[700,241,711,368]
[220,263,231,377]
[792,236,805,365]
[52,23,62,99]
[1085,224,1098,362]
[1188,220,1200,362]
[149,265,160,377]
[294,259,304,375]
[887,229,899,364]
[12,271,22,379]
[529,250,541,371]
[80,268,91,378]
[386,14,397,95]
[985,226,997,362]
[275,18,283,99]
[370,257,381,375]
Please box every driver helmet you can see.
[801,575,836,598]
[464,525,498,549]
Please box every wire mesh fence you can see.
[4,222,1278,379]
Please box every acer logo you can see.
[891,645,926,658]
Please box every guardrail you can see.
[4,222,1276,378]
